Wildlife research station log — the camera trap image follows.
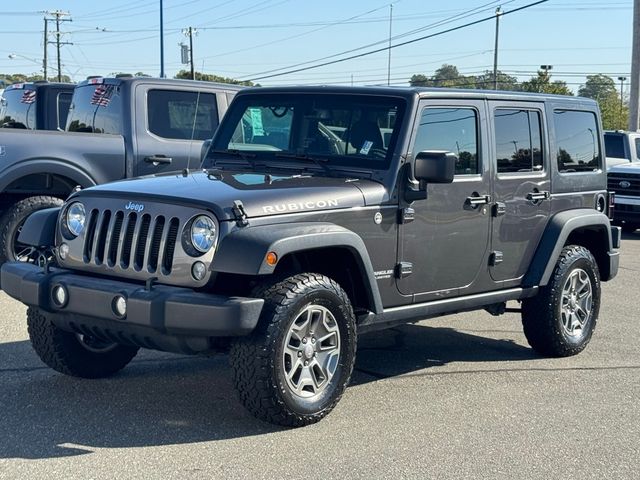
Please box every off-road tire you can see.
[230,273,357,427]
[522,245,600,357]
[27,307,139,378]
[0,196,63,265]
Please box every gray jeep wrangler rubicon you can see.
[1,86,621,427]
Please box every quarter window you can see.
[147,90,218,141]
[414,107,479,175]
[554,110,601,172]
[494,109,543,173]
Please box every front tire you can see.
[27,308,139,378]
[521,245,600,357]
[230,273,357,427]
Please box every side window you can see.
[494,109,543,173]
[604,134,625,158]
[147,90,218,141]
[554,110,601,172]
[414,107,479,175]
[57,92,72,130]
[634,138,640,160]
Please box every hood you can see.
[78,170,387,221]
[608,162,640,175]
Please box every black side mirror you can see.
[405,150,457,203]
[200,139,213,162]
[414,150,456,184]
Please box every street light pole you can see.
[619,76,627,129]
[387,4,393,86]
[160,0,165,78]
[492,6,502,90]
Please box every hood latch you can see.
[232,200,249,227]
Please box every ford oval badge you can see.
[619,180,631,189]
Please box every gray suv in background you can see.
[2,86,620,427]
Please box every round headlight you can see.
[190,215,217,253]
[66,202,86,237]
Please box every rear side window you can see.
[554,110,601,172]
[0,87,37,129]
[604,133,625,158]
[635,138,640,159]
[413,107,479,175]
[57,92,72,130]
[147,90,218,141]
[494,109,543,173]
[67,83,123,134]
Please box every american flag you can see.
[90,84,113,107]
[20,90,36,104]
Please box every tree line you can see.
[410,64,628,130]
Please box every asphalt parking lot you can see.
[1,236,639,480]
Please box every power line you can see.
[242,0,549,82]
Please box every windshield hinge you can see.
[232,200,249,227]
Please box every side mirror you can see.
[200,139,213,162]
[405,150,457,203]
[414,150,456,184]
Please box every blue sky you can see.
[0,1,632,93]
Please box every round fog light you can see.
[192,261,207,281]
[59,243,69,260]
[113,295,127,318]
[52,285,68,307]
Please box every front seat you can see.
[349,120,383,153]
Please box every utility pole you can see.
[630,0,640,131]
[160,0,165,78]
[43,17,48,80]
[183,27,197,80]
[493,6,502,90]
[619,76,628,129]
[387,4,393,86]
[46,11,72,82]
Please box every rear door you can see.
[488,101,551,284]
[134,86,220,176]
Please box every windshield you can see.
[0,86,37,129]
[207,93,406,171]
[66,82,122,134]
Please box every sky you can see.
[0,0,633,94]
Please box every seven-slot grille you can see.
[608,172,640,197]
[82,209,180,275]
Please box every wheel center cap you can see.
[303,343,314,360]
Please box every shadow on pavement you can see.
[0,323,536,460]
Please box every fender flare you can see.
[523,209,614,287]
[0,159,97,193]
[212,222,383,314]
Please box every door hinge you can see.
[398,207,415,224]
[232,200,249,227]
[489,251,503,266]
[493,202,506,217]
[395,262,413,278]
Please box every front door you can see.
[397,100,491,300]
[488,101,551,283]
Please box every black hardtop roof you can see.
[76,76,245,91]
[6,81,74,90]
[236,84,596,105]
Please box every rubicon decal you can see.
[262,199,339,214]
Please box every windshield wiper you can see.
[211,149,258,168]
[274,153,334,175]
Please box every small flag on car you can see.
[20,90,36,104]
[90,84,114,107]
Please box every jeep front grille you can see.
[608,173,640,197]
[82,209,180,274]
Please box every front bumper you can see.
[1,262,264,353]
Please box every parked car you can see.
[2,86,620,426]
[603,130,640,168]
[0,76,242,266]
[0,81,74,131]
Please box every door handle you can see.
[466,194,491,207]
[144,155,173,165]
[526,191,550,203]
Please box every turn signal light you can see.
[266,252,278,266]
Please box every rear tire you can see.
[230,273,357,427]
[27,307,139,378]
[521,245,600,357]
[0,196,63,265]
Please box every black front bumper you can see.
[2,262,264,353]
